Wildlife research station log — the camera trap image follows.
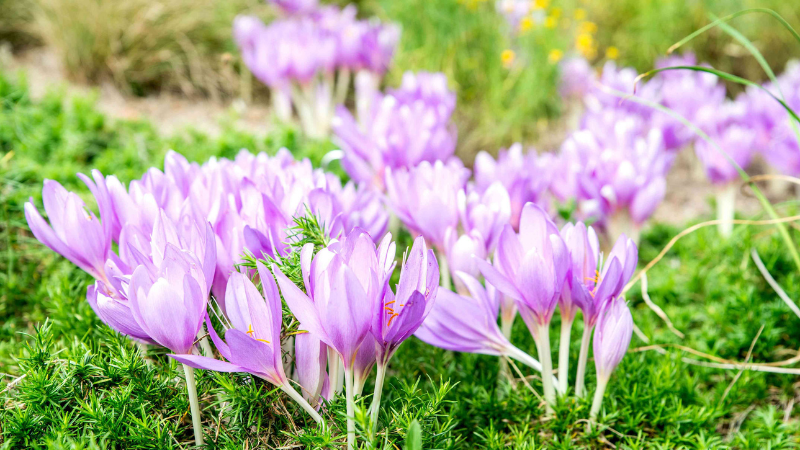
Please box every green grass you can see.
[2,70,800,448]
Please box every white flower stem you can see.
[588,375,609,433]
[334,68,351,106]
[438,250,451,291]
[575,324,593,398]
[535,323,556,415]
[557,316,574,395]
[280,383,326,426]
[344,367,356,450]
[328,347,344,394]
[369,362,387,439]
[505,345,561,391]
[182,364,204,447]
[716,182,736,238]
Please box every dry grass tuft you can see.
[29,0,272,98]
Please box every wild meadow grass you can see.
[1,66,800,448]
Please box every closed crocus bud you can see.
[25,170,114,282]
[443,228,486,295]
[385,159,470,251]
[128,246,208,355]
[294,332,330,408]
[589,297,633,429]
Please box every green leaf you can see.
[404,419,423,450]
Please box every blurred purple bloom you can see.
[560,57,596,99]
[473,144,552,230]
[457,182,511,253]
[334,72,458,190]
[694,99,757,184]
[385,159,470,250]
[269,0,318,15]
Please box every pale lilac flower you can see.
[24,170,114,282]
[457,182,511,253]
[294,332,331,407]
[373,236,438,364]
[443,229,486,294]
[589,296,634,428]
[476,204,570,329]
[170,262,284,383]
[272,229,392,368]
[385,160,470,250]
[694,99,757,184]
[472,145,552,230]
[127,246,208,355]
[333,72,458,189]
[560,57,596,99]
[269,0,318,15]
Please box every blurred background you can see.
[1,0,798,154]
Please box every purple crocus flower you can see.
[385,159,470,251]
[415,272,550,375]
[24,170,114,282]
[457,182,512,253]
[273,229,394,447]
[127,246,208,355]
[589,297,633,428]
[171,261,325,425]
[472,144,552,230]
[476,203,569,410]
[373,236,438,364]
[694,99,757,185]
[294,332,331,407]
[333,72,458,190]
[563,224,637,397]
[443,229,486,295]
[273,229,392,369]
[269,0,319,15]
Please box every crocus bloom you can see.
[24,170,113,282]
[171,262,325,425]
[385,159,470,250]
[559,57,596,100]
[476,203,569,409]
[472,145,552,230]
[568,229,637,397]
[294,332,331,407]
[334,72,458,190]
[457,181,512,253]
[589,297,633,429]
[693,99,757,185]
[415,272,555,381]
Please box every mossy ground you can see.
[1,71,800,449]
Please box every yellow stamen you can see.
[246,324,270,344]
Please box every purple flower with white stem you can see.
[443,229,486,295]
[294,332,331,408]
[475,203,570,411]
[415,272,557,384]
[588,297,633,430]
[171,261,325,426]
[458,182,512,253]
[559,57,596,100]
[367,236,438,432]
[272,229,394,449]
[127,244,210,445]
[562,223,636,397]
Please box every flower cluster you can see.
[333,71,459,191]
[235,2,400,137]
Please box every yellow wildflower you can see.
[606,46,620,59]
[501,49,516,68]
[550,7,562,18]
[579,21,598,34]
[544,16,557,29]
[520,16,534,32]
[574,8,587,20]
[532,0,549,10]
[548,49,564,64]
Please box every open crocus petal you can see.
[169,354,249,373]
[225,329,285,385]
[273,263,329,342]
[86,283,154,344]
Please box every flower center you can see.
[246,324,271,344]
